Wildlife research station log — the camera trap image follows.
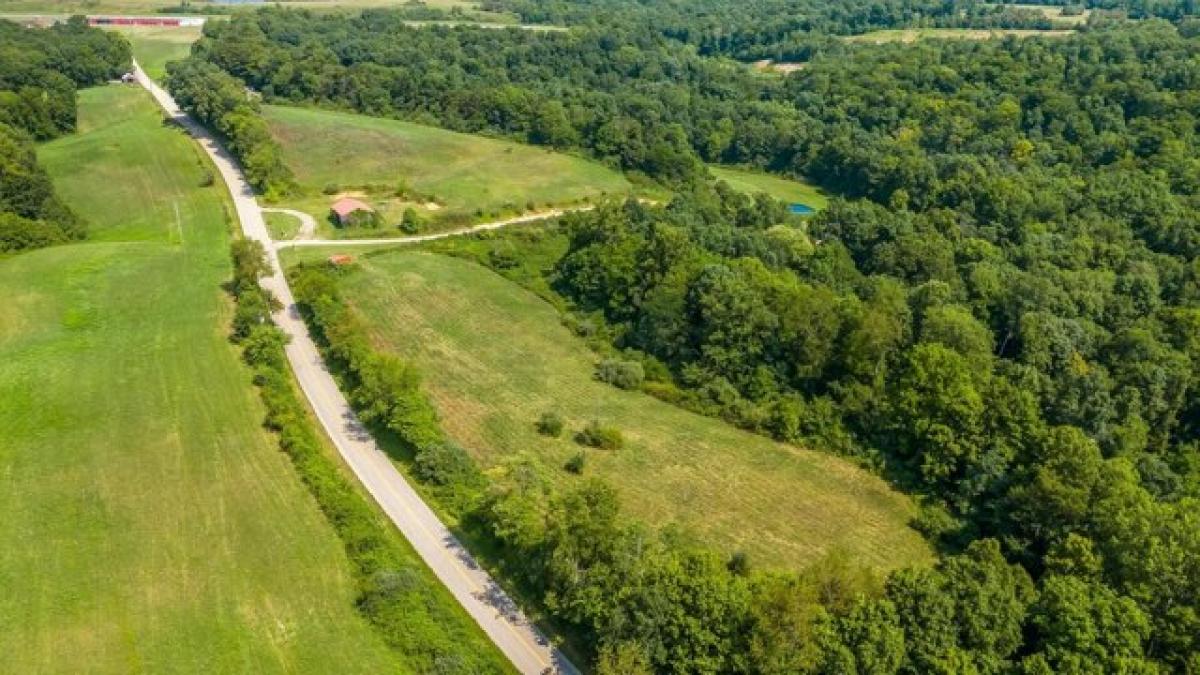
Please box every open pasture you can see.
[327,249,932,572]
[264,104,632,238]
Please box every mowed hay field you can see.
[336,251,932,571]
[0,85,407,672]
[710,165,829,209]
[264,105,631,235]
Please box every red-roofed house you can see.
[330,197,375,226]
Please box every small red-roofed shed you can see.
[330,197,374,226]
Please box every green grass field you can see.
[264,211,302,240]
[264,105,632,238]
[0,1,176,13]
[113,24,201,81]
[987,3,1092,25]
[844,27,1076,43]
[327,249,931,572]
[0,84,493,672]
[710,165,829,210]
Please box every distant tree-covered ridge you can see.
[487,0,1200,52]
[0,17,130,253]
[183,10,1191,196]
[482,0,1084,60]
[184,8,792,183]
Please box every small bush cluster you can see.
[399,207,421,234]
[575,420,624,450]
[563,452,587,474]
[536,411,564,437]
[595,358,644,390]
[415,441,485,489]
[488,242,520,269]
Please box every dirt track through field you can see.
[275,206,592,248]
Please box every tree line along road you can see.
[133,62,577,675]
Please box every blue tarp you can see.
[789,203,815,215]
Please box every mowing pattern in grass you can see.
[264,104,631,235]
[710,165,829,209]
[338,250,932,571]
[0,85,405,672]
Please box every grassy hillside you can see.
[710,165,829,209]
[264,104,632,237]
[114,24,201,81]
[330,249,932,571]
[0,84,473,672]
[988,3,1092,25]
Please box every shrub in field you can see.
[564,452,587,474]
[400,207,421,234]
[488,242,520,269]
[576,420,624,450]
[536,411,564,437]
[595,358,644,390]
[415,441,484,488]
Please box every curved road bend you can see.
[260,207,317,240]
[133,64,577,675]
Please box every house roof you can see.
[330,197,373,218]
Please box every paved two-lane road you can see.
[134,63,577,675]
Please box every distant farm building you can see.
[330,197,375,226]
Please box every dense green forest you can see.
[482,0,1072,60]
[545,23,1200,671]
[0,18,129,252]
[487,0,1200,37]
[185,6,1200,673]
[188,9,760,182]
